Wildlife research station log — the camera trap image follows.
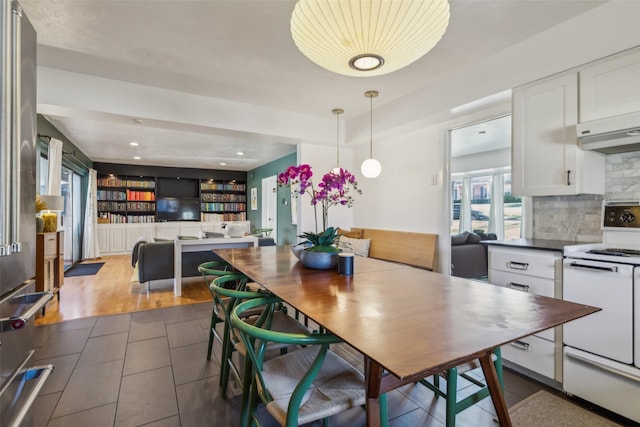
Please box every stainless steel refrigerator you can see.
[0,1,54,426]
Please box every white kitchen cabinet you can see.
[512,72,604,196]
[97,224,126,254]
[97,225,109,254]
[488,245,563,381]
[580,48,640,122]
[97,221,250,254]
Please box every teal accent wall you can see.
[247,152,297,246]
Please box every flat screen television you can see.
[156,198,200,221]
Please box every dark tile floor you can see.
[29,301,607,427]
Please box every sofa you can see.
[133,237,277,284]
[450,231,497,278]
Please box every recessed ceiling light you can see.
[237,152,244,156]
[129,141,139,146]
[133,156,141,160]
[220,162,227,166]
[133,118,144,124]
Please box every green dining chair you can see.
[231,295,388,427]
[419,348,503,427]
[198,261,234,361]
[205,270,310,399]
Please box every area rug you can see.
[509,390,622,426]
[65,262,105,277]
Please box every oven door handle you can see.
[0,291,54,330]
[4,364,54,427]
[566,351,640,383]
[569,261,618,273]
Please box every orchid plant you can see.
[278,164,362,251]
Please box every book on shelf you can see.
[126,189,155,201]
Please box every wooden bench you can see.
[347,227,438,271]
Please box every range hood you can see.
[577,112,640,154]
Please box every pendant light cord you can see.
[336,111,340,168]
[369,94,373,158]
[332,108,343,171]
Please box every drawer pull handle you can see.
[510,340,530,351]
[507,282,530,292]
[0,291,54,330]
[507,261,529,270]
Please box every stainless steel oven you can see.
[0,281,53,427]
[563,201,640,423]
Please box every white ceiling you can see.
[19,0,606,171]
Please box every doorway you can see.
[61,166,84,267]
[261,175,278,242]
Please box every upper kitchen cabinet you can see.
[580,49,640,123]
[512,72,604,197]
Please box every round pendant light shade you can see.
[290,0,450,77]
[361,158,382,178]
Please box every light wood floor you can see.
[34,255,212,326]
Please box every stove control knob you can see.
[620,212,635,223]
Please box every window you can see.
[450,115,521,239]
[451,169,522,239]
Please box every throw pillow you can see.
[451,231,469,246]
[337,236,371,257]
[466,232,482,244]
[154,237,170,242]
[337,227,364,239]
[203,231,224,238]
[177,235,199,240]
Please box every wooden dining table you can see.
[214,246,600,427]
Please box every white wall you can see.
[353,125,447,270]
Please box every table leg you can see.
[479,351,512,427]
[364,357,384,427]
[174,241,182,297]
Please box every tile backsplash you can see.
[531,152,640,242]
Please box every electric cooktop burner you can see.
[587,248,640,257]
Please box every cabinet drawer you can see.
[489,270,555,297]
[489,269,555,340]
[502,334,555,379]
[43,234,57,257]
[488,246,559,279]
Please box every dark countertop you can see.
[481,238,577,252]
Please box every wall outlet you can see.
[431,174,439,185]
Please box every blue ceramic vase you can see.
[299,250,338,270]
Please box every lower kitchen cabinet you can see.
[487,244,564,382]
[97,224,126,254]
[97,221,250,254]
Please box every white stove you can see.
[562,201,640,423]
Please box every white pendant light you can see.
[361,91,381,178]
[290,0,450,77]
[332,108,343,174]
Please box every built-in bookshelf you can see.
[200,179,247,222]
[97,175,156,223]
[95,165,248,224]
